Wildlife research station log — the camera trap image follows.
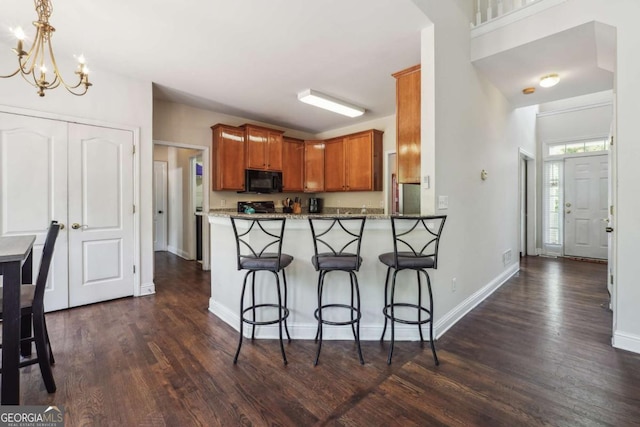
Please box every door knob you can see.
[58,223,65,230]
[606,227,614,233]
[566,210,571,214]
[158,210,164,214]
[71,223,88,230]
[565,202,572,207]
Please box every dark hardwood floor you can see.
[17,253,640,426]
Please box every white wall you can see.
[0,53,154,295]
[410,0,539,334]
[467,0,640,353]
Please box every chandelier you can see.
[1,0,92,96]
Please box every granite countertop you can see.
[207,209,390,220]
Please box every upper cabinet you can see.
[243,124,284,171]
[393,64,421,184]
[282,137,305,192]
[323,129,383,192]
[211,124,245,191]
[304,141,325,193]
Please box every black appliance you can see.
[243,169,282,194]
[237,201,276,214]
[309,197,322,213]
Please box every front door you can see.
[67,124,135,307]
[564,155,608,259]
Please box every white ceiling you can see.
[1,0,430,133]
[1,2,616,133]
[473,21,616,108]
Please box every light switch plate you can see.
[438,195,448,210]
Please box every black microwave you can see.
[244,169,283,193]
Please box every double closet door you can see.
[0,112,134,311]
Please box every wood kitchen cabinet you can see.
[282,137,305,192]
[304,140,325,192]
[393,64,421,184]
[211,124,245,191]
[323,129,383,192]
[242,124,284,171]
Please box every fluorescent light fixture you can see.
[297,89,365,118]
[539,73,560,88]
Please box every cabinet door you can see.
[304,141,325,192]
[212,126,245,191]
[345,133,373,191]
[324,138,345,191]
[395,65,421,184]
[282,138,304,192]
[267,131,283,171]
[246,126,268,170]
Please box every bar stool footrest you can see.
[241,304,290,326]
[314,304,362,326]
[382,303,432,325]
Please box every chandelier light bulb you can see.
[40,65,47,73]
[82,65,89,75]
[12,27,26,41]
[77,54,86,65]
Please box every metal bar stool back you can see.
[230,216,293,365]
[308,216,366,365]
[379,215,447,365]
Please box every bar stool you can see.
[230,216,293,365]
[308,216,366,365]
[378,215,447,365]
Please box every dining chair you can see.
[0,220,60,393]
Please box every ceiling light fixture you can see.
[297,89,365,118]
[522,87,535,95]
[539,73,560,88]
[1,0,92,97]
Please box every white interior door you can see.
[0,112,69,311]
[153,161,168,251]
[68,124,134,307]
[564,155,608,259]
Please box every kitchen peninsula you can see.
[208,211,434,341]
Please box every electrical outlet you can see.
[220,199,226,207]
[452,277,457,292]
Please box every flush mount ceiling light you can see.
[1,0,92,96]
[522,87,535,95]
[539,73,560,88]
[297,89,365,118]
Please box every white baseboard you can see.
[434,262,520,338]
[612,330,640,354]
[168,245,193,260]
[138,281,156,296]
